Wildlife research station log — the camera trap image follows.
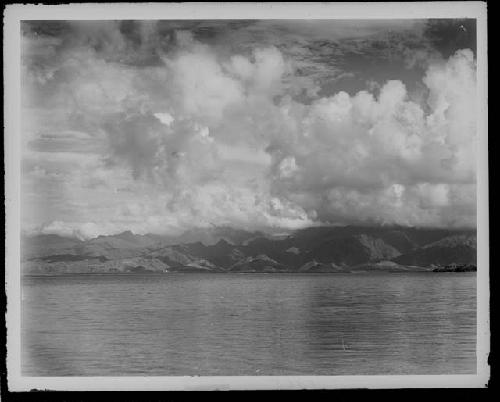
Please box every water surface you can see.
[22,272,476,376]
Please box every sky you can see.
[20,19,478,239]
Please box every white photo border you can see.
[4,1,489,391]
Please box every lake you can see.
[21,272,476,376]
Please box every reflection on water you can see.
[22,273,476,376]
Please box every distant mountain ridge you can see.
[21,226,477,274]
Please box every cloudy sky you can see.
[21,19,478,239]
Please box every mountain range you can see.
[21,226,477,275]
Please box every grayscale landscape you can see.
[19,17,479,378]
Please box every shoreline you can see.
[22,270,477,278]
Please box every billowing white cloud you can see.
[21,22,478,238]
[154,112,174,126]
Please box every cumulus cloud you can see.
[21,21,478,238]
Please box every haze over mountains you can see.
[22,225,477,274]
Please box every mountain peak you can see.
[215,238,232,247]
